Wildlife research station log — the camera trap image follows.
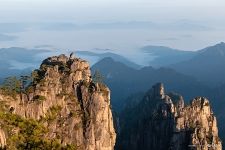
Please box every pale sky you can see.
[0,0,225,24]
[0,0,225,58]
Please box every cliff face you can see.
[117,83,222,150]
[0,54,116,149]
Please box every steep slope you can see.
[0,54,116,149]
[116,83,222,150]
[208,83,225,146]
[92,58,210,111]
[171,42,225,86]
[141,46,195,67]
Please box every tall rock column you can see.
[0,54,116,150]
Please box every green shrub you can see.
[33,95,46,102]
[92,70,104,84]
[0,76,21,99]
[45,105,62,122]
[0,105,76,149]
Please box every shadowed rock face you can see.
[0,54,116,150]
[117,83,222,150]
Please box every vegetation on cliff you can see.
[0,101,76,149]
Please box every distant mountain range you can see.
[141,45,195,67]
[0,47,140,84]
[0,47,50,82]
[37,20,212,31]
[1,21,209,32]
[170,42,225,86]
[1,42,225,87]
[92,57,210,111]
[141,42,225,86]
[1,42,225,88]
[76,51,141,69]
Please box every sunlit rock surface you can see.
[0,54,116,150]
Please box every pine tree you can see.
[92,70,104,84]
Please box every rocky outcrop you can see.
[170,96,222,150]
[117,83,222,150]
[0,54,116,150]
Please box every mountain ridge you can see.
[170,42,225,86]
[92,57,210,111]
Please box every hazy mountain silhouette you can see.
[92,57,210,111]
[38,21,211,31]
[0,47,50,80]
[170,42,225,86]
[0,47,50,63]
[77,51,141,69]
[141,46,195,67]
[141,46,196,67]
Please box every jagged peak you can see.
[167,92,184,109]
[117,83,222,150]
[40,54,89,72]
[151,82,165,98]
[31,53,92,87]
[41,53,88,67]
[190,97,210,108]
